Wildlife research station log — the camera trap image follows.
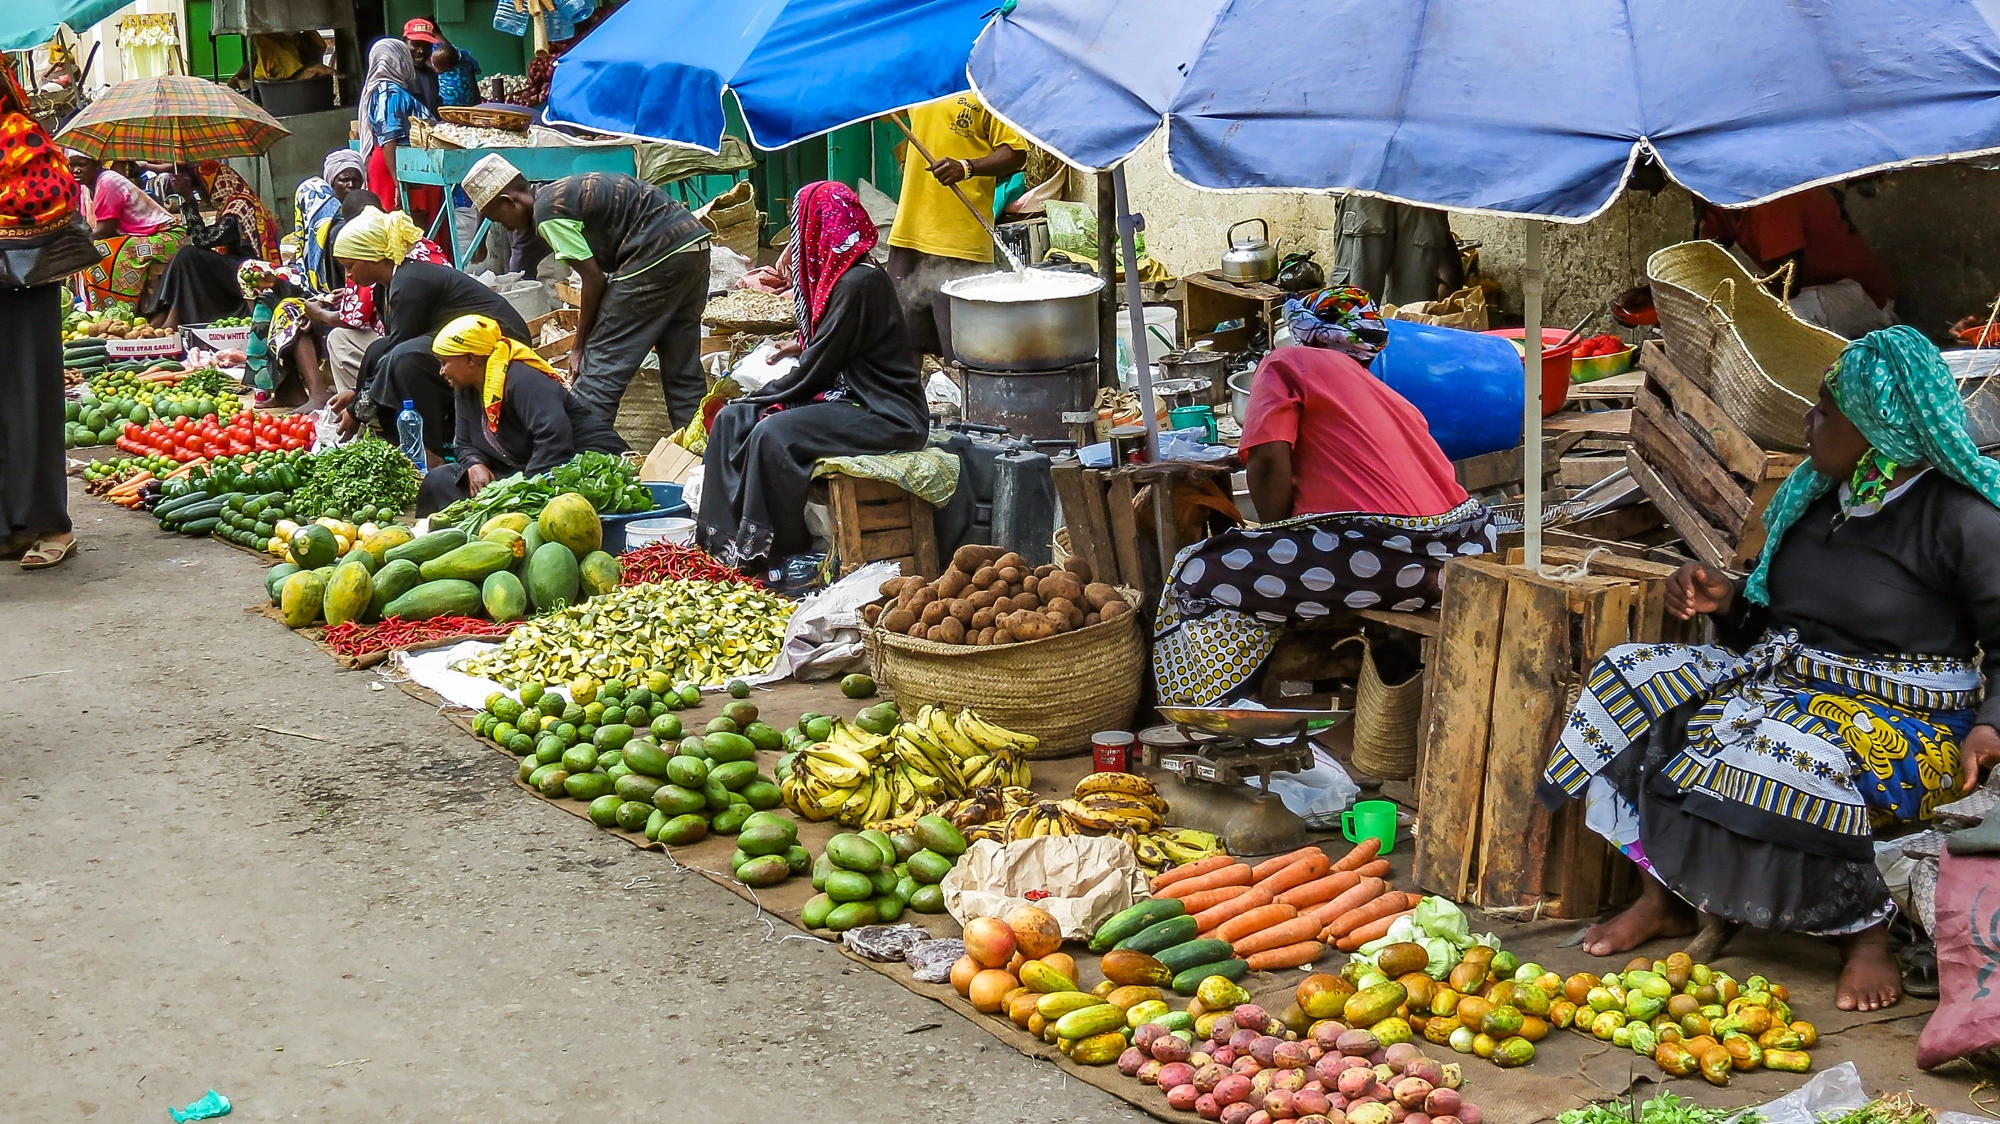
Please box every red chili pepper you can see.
[323,614,521,658]
[617,543,761,588]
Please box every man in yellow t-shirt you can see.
[886,93,1026,363]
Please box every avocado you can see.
[840,673,876,699]
[704,716,739,736]
[891,833,923,863]
[644,808,667,841]
[722,700,759,728]
[812,851,834,892]
[824,869,874,903]
[711,804,752,834]
[656,813,709,846]
[651,784,706,816]
[784,844,812,876]
[804,715,835,742]
[665,755,709,788]
[908,883,947,913]
[649,714,683,742]
[914,815,969,859]
[702,732,757,763]
[740,780,783,810]
[728,678,750,698]
[742,721,783,753]
[588,795,624,827]
[873,893,905,922]
[615,799,655,832]
[802,892,836,929]
[858,829,899,867]
[737,820,794,857]
[907,849,954,885]
[825,833,884,873]
[867,865,899,896]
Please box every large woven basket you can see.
[868,605,1145,758]
[1646,241,1846,452]
[1338,635,1423,780]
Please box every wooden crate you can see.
[1412,554,1686,918]
[1628,343,1803,571]
[819,474,940,579]
[1182,270,1287,352]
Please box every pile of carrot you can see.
[1146,837,1417,970]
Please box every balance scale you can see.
[1141,706,1351,858]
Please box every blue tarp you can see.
[1,0,129,53]
[969,0,2000,219]
[546,0,990,151]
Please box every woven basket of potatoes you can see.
[864,545,1142,756]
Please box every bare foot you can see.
[1583,877,1698,957]
[294,391,330,415]
[1836,923,1901,1011]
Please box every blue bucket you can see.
[600,482,692,555]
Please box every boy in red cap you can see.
[400,19,443,111]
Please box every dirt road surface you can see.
[0,484,1148,1123]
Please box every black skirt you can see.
[146,245,249,324]
[0,284,71,539]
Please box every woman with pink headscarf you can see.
[697,181,928,570]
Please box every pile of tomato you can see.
[114,409,314,462]
[1572,334,1631,358]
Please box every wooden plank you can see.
[1412,558,1512,902]
[1645,360,1765,483]
[1545,409,1632,440]
[856,502,911,532]
[1626,449,1733,572]
[1567,370,1646,401]
[908,495,941,578]
[1473,571,1581,906]
[1453,432,1579,494]
[1561,455,1632,487]
[848,477,910,503]
[859,527,914,559]
[827,476,867,577]
[1051,460,1120,586]
[1357,607,1442,639]
[1631,384,1753,530]
[1730,454,1804,569]
[1104,469,1147,594]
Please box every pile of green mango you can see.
[801,815,968,933]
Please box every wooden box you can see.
[1412,552,1693,918]
[818,474,940,579]
[1627,342,1802,571]
[1181,270,1288,353]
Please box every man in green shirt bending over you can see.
[464,154,712,428]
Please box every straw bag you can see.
[1646,241,1846,452]
[1336,634,1423,780]
[868,599,1144,758]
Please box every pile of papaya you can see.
[266,491,620,632]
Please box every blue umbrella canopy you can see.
[1,0,129,52]
[968,0,2000,219]
[547,0,992,151]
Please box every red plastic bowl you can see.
[1482,328,1577,415]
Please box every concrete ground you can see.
[0,480,1150,1123]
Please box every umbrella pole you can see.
[1522,221,1546,571]
[1113,166,1176,575]
[1097,171,1119,390]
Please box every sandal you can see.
[20,536,76,569]
[1890,913,1941,999]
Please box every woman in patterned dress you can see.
[1541,325,2000,1013]
[1153,289,1492,705]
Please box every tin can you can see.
[1108,424,1147,464]
[1092,730,1135,772]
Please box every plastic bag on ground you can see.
[311,406,347,452]
[842,923,931,962]
[774,560,902,681]
[906,938,964,982]
[1258,750,1360,828]
[1724,1061,1864,1124]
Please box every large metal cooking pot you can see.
[942,269,1105,372]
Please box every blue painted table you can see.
[393,143,638,268]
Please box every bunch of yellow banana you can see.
[781,707,1038,828]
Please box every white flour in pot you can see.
[941,268,1103,302]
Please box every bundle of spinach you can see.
[1558,1092,1757,1124]
[436,472,555,535]
[292,435,421,520]
[549,451,654,514]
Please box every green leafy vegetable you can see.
[292,435,421,521]
[548,450,653,514]
[1557,1091,1759,1124]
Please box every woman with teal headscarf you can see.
[1540,326,2000,1014]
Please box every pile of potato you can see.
[865,545,1132,646]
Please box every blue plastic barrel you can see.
[1369,319,1524,461]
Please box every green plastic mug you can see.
[1341,799,1398,855]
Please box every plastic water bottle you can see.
[396,400,427,476]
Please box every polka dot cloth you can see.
[1154,499,1494,704]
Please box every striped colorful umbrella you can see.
[55,75,289,160]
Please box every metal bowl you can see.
[942,270,1105,372]
[1159,705,1352,739]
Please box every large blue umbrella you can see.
[969,0,2000,562]
[546,0,992,151]
[1,0,128,52]
[968,0,2000,220]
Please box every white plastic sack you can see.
[681,464,704,517]
[310,405,348,452]
[941,836,1149,940]
[389,639,508,709]
[1790,280,1894,339]
[709,245,752,294]
[729,341,797,393]
[777,560,902,680]
[925,370,962,413]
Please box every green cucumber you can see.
[1113,914,1199,955]
[1171,958,1249,996]
[1156,938,1236,974]
[1090,897,1189,953]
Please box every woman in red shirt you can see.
[1155,288,1492,704]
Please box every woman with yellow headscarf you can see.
[415,315,626,514]
[325,206,526,465]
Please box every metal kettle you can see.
[1220,218,1282,283]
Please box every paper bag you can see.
[1385,285,1489,331]
[939,836,1149,939]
